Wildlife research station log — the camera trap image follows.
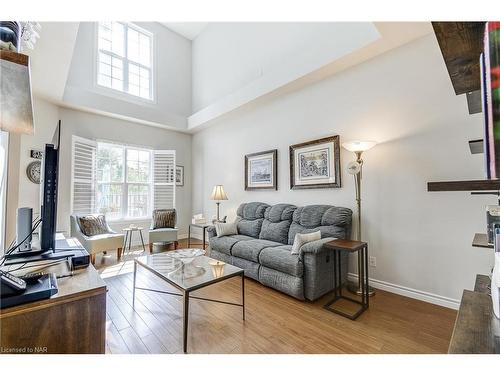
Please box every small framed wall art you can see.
[176,165,184,186]
[245,149,278,190]
[289,135,341,189]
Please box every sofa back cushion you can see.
[288,205,352,245]
[259,204,297,244]
[78,214,108,236]
[236,202,269,238]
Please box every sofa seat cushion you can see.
[209,236,240,255]
[231,239,282,262]
[228,234,254,241]
[259,245,303,277]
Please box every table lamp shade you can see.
[211,185,228,201]
[342,141,376,153]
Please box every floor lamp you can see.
[343,140,377,297]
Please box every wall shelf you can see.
[427,179,500,192]
[432,22,486,95]
[472,233,493,249]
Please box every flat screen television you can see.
[39,120,61,251]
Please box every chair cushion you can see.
[231,239,282,262]
[77,214,108,236]
[152,209,176,229]
[259,245,303,277]
[149,227,178,243]
[259,204,296,244]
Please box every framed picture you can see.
[176,165,184,186]
[245,149,278,190]
[289,135,341,189]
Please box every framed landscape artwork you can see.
[245,149,278,190]
[175,165,184,186]
[289,135,341,189]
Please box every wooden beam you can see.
[0,50,29,66]
[432,22,485,95]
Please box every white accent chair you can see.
[148,209,179,253]
[70,215,125,264]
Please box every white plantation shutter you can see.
[71,136,97,215]
[153,150,176,210]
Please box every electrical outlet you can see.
[369,256,376,267]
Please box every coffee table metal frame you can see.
[132,255,245,353]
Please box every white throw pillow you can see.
[215,221,238,237]
[291,230,321,255]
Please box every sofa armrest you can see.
[299,237,337,256]
[207,225,217,239]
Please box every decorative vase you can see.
[0,21,21,51]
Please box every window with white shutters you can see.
[71,135,175,219]
[71,136,97,216]
[153,150,176,210]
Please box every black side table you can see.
[187,223,211,249]
[323,239,369,320]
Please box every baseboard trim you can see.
[347,273,460,310]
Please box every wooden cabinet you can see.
[448,275,500,353]
[0,262,107,354]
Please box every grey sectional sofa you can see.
[208,202,352,301]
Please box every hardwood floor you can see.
[94,239,457,354]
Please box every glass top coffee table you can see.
[133,250,245,353]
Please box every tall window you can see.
[96,142,152,220]
[97,22,153,100]
[71,136,175,220]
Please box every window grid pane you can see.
[97,22,152,100]
[97,143,152,220]
[127,184,150,218]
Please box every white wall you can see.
[64,22,192,130]
[191,22,379,112]
[192,34,494,306]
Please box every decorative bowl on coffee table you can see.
[165,248,206,278]
[166,248,205,264]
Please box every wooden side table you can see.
[123,227,147,255]
[323,239,369,320]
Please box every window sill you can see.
[108,218,151,224]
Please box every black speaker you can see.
[16,207,33,251]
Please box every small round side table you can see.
[123,227,147,255]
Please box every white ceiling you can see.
[161,22,208,40]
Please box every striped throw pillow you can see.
[152,209,176,229]
[78,214,108,236]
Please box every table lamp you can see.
[210,185,228,222]
[343,140,377,296]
